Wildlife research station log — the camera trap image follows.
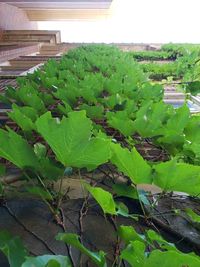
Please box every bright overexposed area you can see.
[38,0,200,43]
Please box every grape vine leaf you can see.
[0,128,39,169]
[144,250,200,267]
[112,184,138,199]
[56,233,107,267]
[8,104,37,132]
[106,111,135,137]
[0,230,28,267]
[132,101,170,138]
[153,160,200,195]
[118,226,144,245]
[157,104,190,146]
[185,208,200,223]
[79,104,104,119]
[186,81,200,96]
[120,241,145,267]
[22,255,71,267]
[36,111,111,170]
[18,85,46,113]
[84,183,116,215]
[111,143,152,184]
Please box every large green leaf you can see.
[36,111,111,170]
[153,160,200,195]
[186,81,200,95]
[118,226,144,245]
[0,230,28,267]
[106,111,135,137]
[121,240,200,267]
[157,104,190,147]
[164,104,190,134]
[56,233,107,267]
[18,85,46,113]
[22,255,71,267]
[85,183,116,215]
[144,250,200,267]
[0,128,39,169]
[79,104,104,119]
[132,102,170,138]
[8,104,36,132]
[184,115,200,143]
[120,241,145,267]
[111,143,152,184]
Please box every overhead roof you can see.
[0,0,113,9]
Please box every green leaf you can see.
[111,143,152,184]
[0,230,28,267]
[26,186,53,201]
[0,164,6,176]
[106,111,135,136]
[132,102,170,138]
[186,81,200,95]
[56,233,107,267]
[84,183,116,215]
[153,160,200,195]
[157,104,190,147]
[139,83,163,102]
[33,143,63,180]
[18,85,46,113]
[46,260,61,267]
[116,202,130,217]
[120,241,145,267]
[22,255,71,267]
[0,128,39,170]
[185,208,200,223]
[8,104,37,132]
[184,115,200,143]
[38,158,64,180]
[36,111,111,170]
[80,104,104,119]
[164,104,190,134]
[144,250,200,267]
[118,226,144,244]
[146,230,176,251]
[112,183,138,199]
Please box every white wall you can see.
[0,3,37,30]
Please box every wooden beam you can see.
[26,8,110,21]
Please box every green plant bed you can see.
[129,50,176,61]
[140,62,180,81]
[1,44,200,266]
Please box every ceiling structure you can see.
[1,0,112,9]
[0,0,113,20]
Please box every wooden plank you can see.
[26,8,110,21]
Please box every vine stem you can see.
[56,175,64,211]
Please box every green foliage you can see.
[22,255,71,267]
[141,62,179,80]
[129,50,174,61]
[111,143,152,184]
[0,231,28,267]
[0,128,39,170]
[185,208,200,223]
[56,233,107,267]
[36,111,111,170]
[8,104,37,132]
[1,44,200,267]
[153,159,200,195]
[84,183,116,215]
